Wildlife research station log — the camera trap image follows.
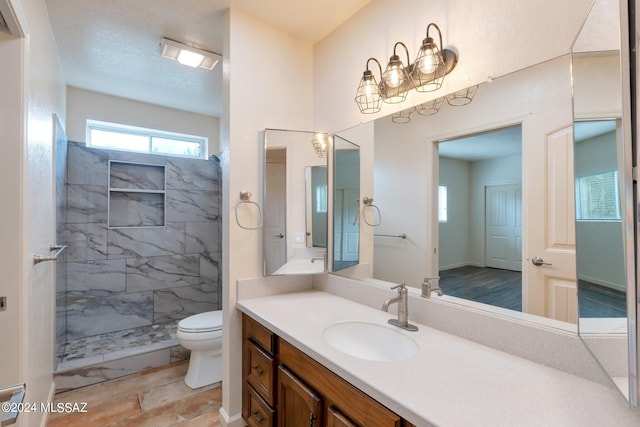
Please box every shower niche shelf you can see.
[108,160,166,228]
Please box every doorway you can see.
[438,125,523,310]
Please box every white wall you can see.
[220,8,314,425]
[438,157,471,269]
[66,87,220,156]
[0,0,66,426]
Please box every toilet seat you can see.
[178,310,223,333]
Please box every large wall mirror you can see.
[334,0,636,405]
[571,0,637,404]
[263,129,329,275]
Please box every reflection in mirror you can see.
[372,54,577,327]
[263,129,328,275]
[333,136,360,272]
[571,0,636,406]
[438,126,523,311]
[305,165,328,248]
[572,46,635,406]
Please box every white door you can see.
[523,109,577,323]
[485,184,522,271]
[342,189,360,262]
[333,189,344,261]
[264,161,286,274]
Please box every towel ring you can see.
[352,197,382,226]
[235,191,263,230]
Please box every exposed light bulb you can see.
[418,48,437,74]
[387,65,401,88]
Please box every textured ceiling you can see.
[46,0,371,117]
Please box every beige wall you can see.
[66,87,220,157]
[220,8,314,425]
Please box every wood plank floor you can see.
[47,361,221,427]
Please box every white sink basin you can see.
[323,321,418,361]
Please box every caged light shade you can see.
[355,58,383,114]
[311,133,329,158]
[381,42,413,103]
[411,23,446,92]
[446,85,478,106]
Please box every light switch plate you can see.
[294,232,305,243]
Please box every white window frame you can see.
[86,119,208,159]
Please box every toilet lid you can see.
[178,310,223,332]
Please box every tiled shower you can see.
[54,141,222,391]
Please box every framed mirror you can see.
[571,0,637,404]
[332,136,361,272]
[263,129,328,275]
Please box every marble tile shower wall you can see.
[63,142,222,341]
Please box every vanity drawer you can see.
[246,384,275,427]
[246,340,277,406]
[244,314,275,354]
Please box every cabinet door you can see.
[278,366,322,427]
[327,406,357,427]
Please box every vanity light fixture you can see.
[354,23,458,114]
[160,38,221,70]
[381,42,413,103]
[311,133,329,158]
[412,23,446,92]
[446,85,478,106]
[355,58,384,114]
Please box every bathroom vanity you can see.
[237,289,640,427]
[241,313,413,427]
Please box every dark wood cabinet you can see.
[241,313,415,427]
[278,366,322,427]
[326,406,357,427]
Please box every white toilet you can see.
[176,310,223,389]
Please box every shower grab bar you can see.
[235,191,263,230]
[352,197,382,226]
[33,244,67,265]
[374,233,407,239]
[1,383,26,426]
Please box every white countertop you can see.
[237,290,640,427]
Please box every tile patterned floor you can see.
[47,361,221,426]
[61,321,179,362]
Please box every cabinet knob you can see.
[251,364,264,376]
[251,410,264,424]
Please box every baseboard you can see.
[219,407,245,427]
[579,274,626,292]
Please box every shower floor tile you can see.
[60,321,179,364]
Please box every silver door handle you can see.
[1,383,26,426]
[531,257,552,266]
[275,233,284,238]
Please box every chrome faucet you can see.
[381,283,418,331]
[421,276,442,298]
[310,253,326,264]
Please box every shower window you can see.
[87,120,207,159]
